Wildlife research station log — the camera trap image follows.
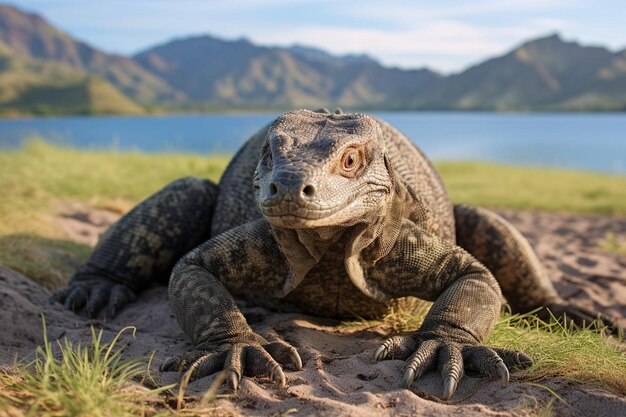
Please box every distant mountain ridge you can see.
[411,34,626,111]
[1,3,625,115]
[133,34,440,108]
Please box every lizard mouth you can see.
[259,186,389,228]
[260,200,348,228]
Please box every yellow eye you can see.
[342,150,359,171]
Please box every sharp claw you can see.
[517,352,533,369]
[442,376,458,400]
[227,371,239,391]
[50,287,70,305]
[373,345,388,363]
[270,364,286,387]
[402,367,416,388]
[497,361,510,388]
[160,357,176,372]
[176,359,191,373]
[64,287,87,311]
[290,351,303,371]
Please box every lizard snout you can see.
[264,169,316,206]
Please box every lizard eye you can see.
[341,149,360,172]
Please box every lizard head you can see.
[254,109,395,229]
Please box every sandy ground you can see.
[0,207,625,417]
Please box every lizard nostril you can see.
[269,183,278,195]
[302,184,316,198]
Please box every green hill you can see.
[0,4,183,106]
[1,4,626,114]
[133,35,439,109]
[411,35,626,111]
[0,43,143,116]
[2,76,144,116]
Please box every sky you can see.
[8,0,626,73]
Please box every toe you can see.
[49,287,70,305]
[463,346,509,387]
[402,339,439,388]
[246,345,285,386]
[160,350,225,375]
[160,356,180,372]
[86,285,110,318]
[374,335,418,362]
[106,285,135,318]
[190,351,228,381]
[222,344,245,388]
[492,348,533,371]
[64,286,87,311]
[437,344,463,400]
[264,340,302,371]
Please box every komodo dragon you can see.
[51,109,618,399]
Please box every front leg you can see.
[162,219,302,389]
[51,176,218,318]
[370,222,532,399]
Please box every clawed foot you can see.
[373,334,532,400]
[161,339,302,390]
[539,302,622,337]
[49,279,136,318]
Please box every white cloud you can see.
[330,0,580,27]
[15,0,623,73]
[252,19,571,72]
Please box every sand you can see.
[0,207,624,417]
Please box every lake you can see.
[0,112,624,174]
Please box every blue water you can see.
[0,112,624,174]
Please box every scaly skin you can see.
[52,109,619,400]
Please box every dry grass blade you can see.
[488,311,626,396]
[0,315,176,417]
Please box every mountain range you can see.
[1,3,625,115]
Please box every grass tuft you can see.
[0,317,175,417]
[488,312,626,396]
[341,298,432,333]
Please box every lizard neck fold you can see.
[343,157,410,301]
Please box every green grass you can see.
[0,234,91,290]
[0,319,174,417]
[0,317,235,417]
[488,313,626,396]
[0,140,229,237]
[438,161,626,215]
